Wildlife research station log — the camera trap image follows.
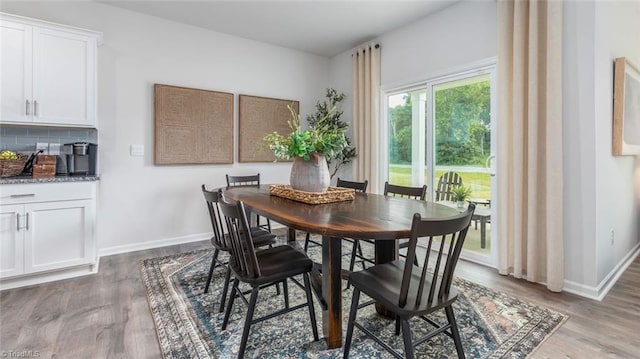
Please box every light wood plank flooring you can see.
[1,240,639,358]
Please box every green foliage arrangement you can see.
[451,185,473,202]
[263,104,348,161]
[306,88,357,178]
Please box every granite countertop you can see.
[0,175,100,184]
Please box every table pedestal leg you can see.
[287,227,296,242]
[322,236,342,349]
[374,240,397,317]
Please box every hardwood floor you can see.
[1,240,639,358]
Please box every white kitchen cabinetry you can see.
[0,204,24,277]
[0,182,97,289]
[0,13,101,127]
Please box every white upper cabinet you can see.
[0,13,100,128]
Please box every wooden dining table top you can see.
[223,185,460,240]
[223,184,465,349]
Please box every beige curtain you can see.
[497,0,564,292]
[352,44,381,193]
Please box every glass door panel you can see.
[432,73,492,257]
[387,90,427,187]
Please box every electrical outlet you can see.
[610,228,615,245]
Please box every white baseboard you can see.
[563,242,640,301]
[0,264,97,291]
[98,232,211,257]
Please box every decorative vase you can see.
[456,201,465,209]
[290,153,331,193]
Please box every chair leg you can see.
[304,232,311,252]
[395,315,401,336]
[222,278,239,330]
[204,249,220,294]
[357,241,366,270]
[348,240,358,273]
[303,273,319,341]
[445,306,466,359]
[238,287,260,359]
[343,286,361,359]
[401,318,415,359]
[218,265,232,313]
[283,279,290,309]
[269,245,281,296]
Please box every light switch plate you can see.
[130,144,144,157]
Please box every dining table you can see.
[224,185,461,349]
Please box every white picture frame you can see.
[613,57,640,155]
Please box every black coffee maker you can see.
[62,142,98,175]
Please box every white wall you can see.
[562,0,640,296]
[562,0,599,289]
[377,1,497,89]
[1,1,330,253]
[329,0,640,298]
[4,0,637,297]
[329,0,497,181]
[593,1,640,284]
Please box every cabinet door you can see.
[32,27,96,127]
[0,20,33,123]
[24,200,95,273]
[0,204,25,278]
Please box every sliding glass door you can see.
[386,64,497,265]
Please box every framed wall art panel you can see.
[613,57,640,155]
[238,94,298,162]
[154,84,234,164]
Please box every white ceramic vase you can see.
[290,153,331,193]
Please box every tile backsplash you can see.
[0,125,97,153]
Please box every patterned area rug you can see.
[140,236,566,358]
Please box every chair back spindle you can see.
[219,199,262,279]
[337,178,369,193]
[202,185,227,249]
[384,182,427,200]
[398,204,475,308]
[226,174,261,189]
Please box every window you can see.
[385,63,496,262]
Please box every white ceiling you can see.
[98,0,458,57]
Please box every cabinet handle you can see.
[34,100,39,117]
[26,213,29,231]
[26,100,31,116]
[16,213,21,231]
[10,193,35,198]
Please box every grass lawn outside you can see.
[389,164,492,255]
[389,164,491,200]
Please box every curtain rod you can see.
[351,44,380,56]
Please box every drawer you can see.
[0,182,95,204]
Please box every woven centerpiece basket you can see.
[0,153,27,178]
[269,184,355,204]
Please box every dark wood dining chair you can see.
[225,173,271,232]
[303,177,369,253]
[219,199,319,358]
[435,171,463,201]
[344,204,476,359]
[348,181,427,272]
[201,185,277,313]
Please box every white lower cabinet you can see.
[0,182,97,288]
[0,204,24,277]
